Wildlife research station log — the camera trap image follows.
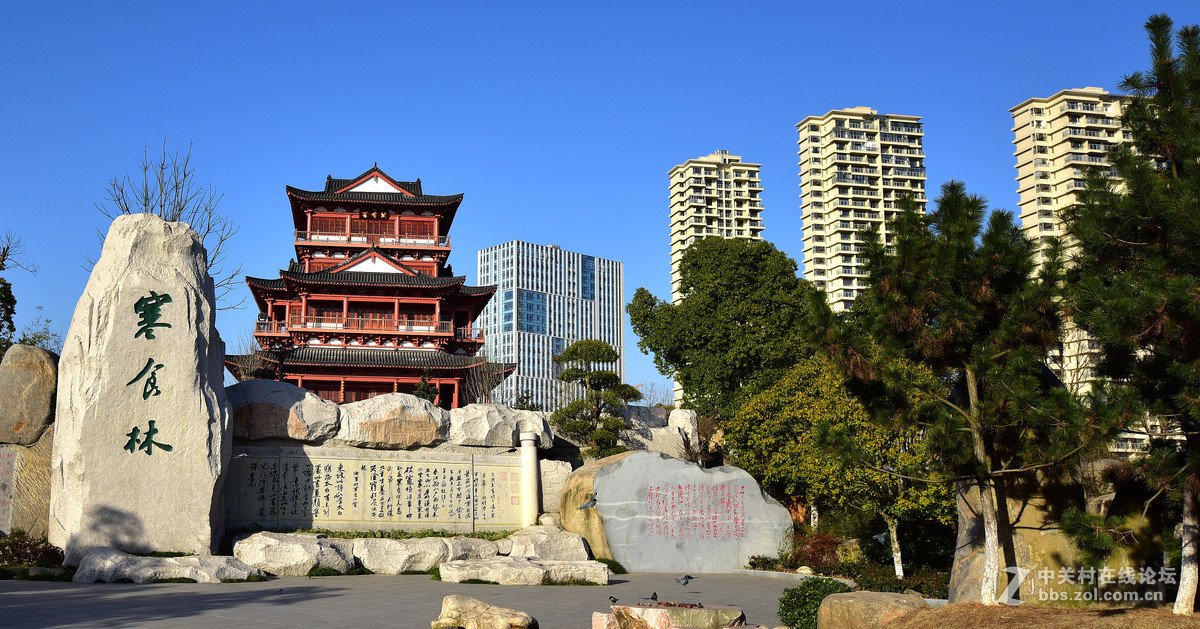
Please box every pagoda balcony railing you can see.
[255,316,453,334]
[455,327,485,341]
[295,231,450,248]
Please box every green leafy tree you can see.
[1061,14,1200,614]
[807,182,1114,604]
[628,237,813,421]
[549,339,641,458]
[728,355,954,578]
[413,368,439,404]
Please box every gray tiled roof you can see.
[256,347,485,369]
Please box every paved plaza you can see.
[0,572,796,628]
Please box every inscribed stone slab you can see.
[226,446,524,532]
[49,214,230,565]
[590,452,791,573]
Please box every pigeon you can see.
[608,596,619,605]
[578,493,597,509]
[675,574,696,586]
[650,592,658,602]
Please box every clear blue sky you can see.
[2,1,1196,391]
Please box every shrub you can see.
[778,577,853,629]
[0,530,63,568]
[790,533,841,567]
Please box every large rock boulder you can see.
[505,525,591,561]
[623,405,669,428]
[947,470,1154,604]
[336,393,448,449]
[431,595,539,629]
[232,531,354,576]
[0,425,53,538]
[0,345,58,446]
[561,452,791,573]
[449,404,553,448]
[619,425,688,459]
[74,547,264,584]
[226,380,339,442]
[50,214,230,566]
[444,536,500,561]
[816,591,928,629]
[539,460,573,513]
[668,409,699,446]
[352,537,449,574]
[440,556,548,585]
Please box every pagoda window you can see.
[350,217,393,237]
[399,220,435,240]
[309,258,339,271]
[312,216,344,235]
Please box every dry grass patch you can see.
[890,603,1200,629]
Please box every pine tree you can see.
[808,182,1114,603]
[413,368,439,404]
[549,339,642,458]
[1062,14,1200,614]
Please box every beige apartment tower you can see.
[667,150,765,301]
[1010,87,1144,455]
[797,107,927,311]
[1010,87,1131,267]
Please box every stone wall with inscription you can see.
[227,446,525,532]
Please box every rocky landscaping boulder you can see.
[540,559,609,584]
[539,459,573,513]
[439,556,608,585]
[336,393,448,449]
[0,345,58,446]
[226,380,339,442]
[50,214,230,566]
[0,425,53,538]
[74,547,264,584]
[506,525,590,561]
[440,556,548,585]
[668,409,699,446]
[352,537,449,574]
[232,531,353,576]
[431,595,539,629]
[444,536,500,561]
[816,591,928,629]
[623,405,668,428]
[448,404,553,448]
[619,425,688,459]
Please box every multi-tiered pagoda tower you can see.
[231,166,505,408]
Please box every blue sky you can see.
[2,1,1197,391]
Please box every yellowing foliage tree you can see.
[727,356,954,577]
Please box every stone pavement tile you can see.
[0,572,797,628]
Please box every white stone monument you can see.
[49,214,230,565]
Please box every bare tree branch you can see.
[0,231,37,274]
[91,139,243,309]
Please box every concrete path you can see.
[0,572,796,628]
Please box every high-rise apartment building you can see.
[1010,87,1131,267]
[477,241,624,411]
[1010,87,1161,458]
[667,151,765,301]
[797,107,927,311]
